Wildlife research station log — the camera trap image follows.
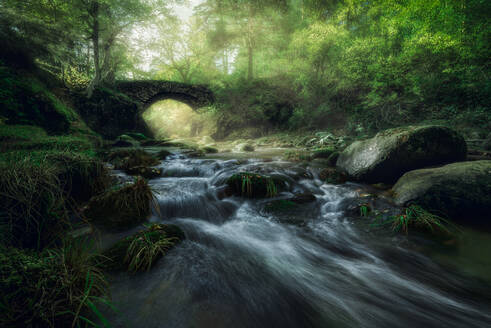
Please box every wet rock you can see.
[336,125,467,183]
[393,160,491,222]
[102,223,185,272]
[126,166,162,179]
[84,177,153,230]
[157,149,172,159]
[319,167,347,185]
[290,193,316,204]
[263,198,319,226]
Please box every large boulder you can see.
[392,160,491,222]
[336,125,467,183]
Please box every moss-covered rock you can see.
[106,148,159,170]
[84,177,154,230]
[226,172,285,198]
[319,167,347,184]
[336,125,467,183]
[102,224,185,272]
[392,160,491,223]
[202,146,219,153]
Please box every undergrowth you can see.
[0,240,111,327]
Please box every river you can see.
[104,149,491,328]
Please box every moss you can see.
[202,146,219,153]
[0,64,82,134]
[84,177,154,230]
[106,148,159,170]
[226,172,285,198]
[1,134,95,153]
[102,224,185,272]
[312,147,335,159]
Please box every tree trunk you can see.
[87,1,100,98]
[247,45,253,80]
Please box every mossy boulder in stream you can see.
[84,177,154,230]
[336,125,467,183]
[226,172,286,198]
[102,224,185,272]
[106,148,159,170]
[392,160,491,223]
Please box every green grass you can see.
[102,224,185,272]
[372,205,461,239]
[227,172,283,198]
[0,240,111,327]
[125,224,180,272]
[0,124,47,141]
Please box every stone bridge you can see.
[115,80,214,110]
[76,80,214,139]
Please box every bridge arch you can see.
[76,80,214,139]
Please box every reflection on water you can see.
[104,152,491,328]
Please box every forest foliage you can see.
[1,0,489,136]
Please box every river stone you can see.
[392,160,491,222]
[336,125,467,183]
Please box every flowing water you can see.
[104,150,491,328]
